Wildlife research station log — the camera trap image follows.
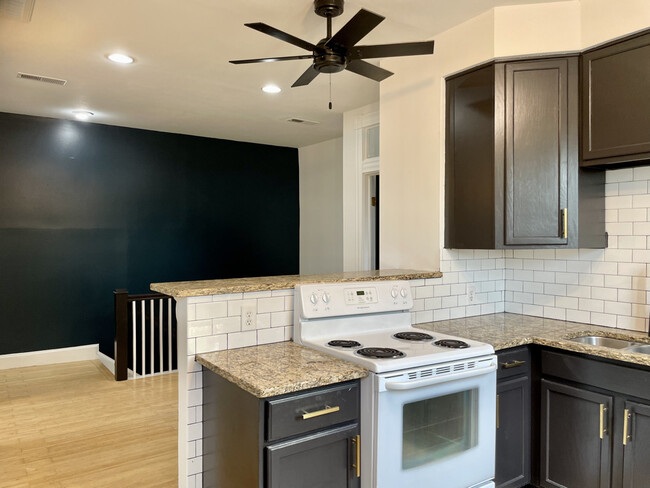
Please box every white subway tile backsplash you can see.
[228,299,256,316]
[213,316,241,335]
[566,309,591,324]
[228,330,257,349]
[195,334,227,354]
[257,327,285,345]
[618,181,647,195]
[257,296,285,313]
[607,168,634,183]
[271,311,293,327]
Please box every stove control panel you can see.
[344,287,378,305]
[296,280,413,319]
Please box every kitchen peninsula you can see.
[151,269,441,488]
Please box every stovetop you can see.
[300,327,495,373]
[293,280,495,373]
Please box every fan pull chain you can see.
[329,74,332,110]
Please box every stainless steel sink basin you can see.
[569,335,650,355]
[569,336,638,349]
[622,344,650,354]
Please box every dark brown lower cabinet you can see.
[203,371,361,488]
[621,401,650,488]
[266,423,359,488]
[541,349,650,488]
[540,379,613,488]
[496,347,532,488]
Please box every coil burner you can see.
[356,347,405,359]
[434,339,470,349]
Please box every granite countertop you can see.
[151,269,441,298]
[196,341,368,398]
[415,313,650,367]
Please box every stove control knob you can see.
[400,288,408,298]
[309,293,318,305]
[391,288,398,298]
[322,292,330,303]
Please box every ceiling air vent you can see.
[0,0,36,22]
[286,117,319,126]
[17,72,67,86]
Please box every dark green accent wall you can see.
[0,112,299,356]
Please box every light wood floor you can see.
[0,360,177,487]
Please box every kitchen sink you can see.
[622,344,650,354]
[569,335,650,354]
[569,336,638,349]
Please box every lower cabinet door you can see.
[541,379,613,488]
[495,375,531,488]
[266,423,360,488]
[622,401,650,488]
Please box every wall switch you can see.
[467,284,476,304]
[241,304,257,331]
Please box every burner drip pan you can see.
[327,340,362,348]
[356,347,405,359]
[393,331,434,342]
[434,339,470,349]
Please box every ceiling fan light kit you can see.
[230,0,435,88]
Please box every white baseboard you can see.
[0,344,99,370]
[96,351,115,375]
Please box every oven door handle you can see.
[384,363,497,391]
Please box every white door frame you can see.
[343,103,379,271]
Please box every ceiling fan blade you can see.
[245,23,317,52]
[292,65,320,87]
[230,55,314,65]
[345,59,393,82]
[325,9,384,49]
[349,41,435,60]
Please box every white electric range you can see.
[294,280,497,488]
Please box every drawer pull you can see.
[301,405,340,420]
[501,360,526,369]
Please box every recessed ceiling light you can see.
[107,53,134,64]
[262,84,281,94]
[72,110,94,121]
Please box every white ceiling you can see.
[0,0,571,148]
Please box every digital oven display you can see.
[356,291,365,296]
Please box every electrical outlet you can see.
[467,284,476,304]
[241,304,257,331]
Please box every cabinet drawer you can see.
[266,381,359,442]
[497,347,531,380]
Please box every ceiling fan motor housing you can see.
[314,0,344,18]
[315,52,347,73]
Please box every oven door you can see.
[375,356,497,488]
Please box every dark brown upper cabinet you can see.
[445,57,606,249]
[581,30,650,167]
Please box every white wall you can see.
[298,137,344,274]
[581,0,650,48]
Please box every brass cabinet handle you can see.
[599,404,608,439]
[301,405,340,420]
[351,435,361,478]
[501,360,526,369]
[562,208,568,239]
[623,409,630,446]
[496,394,500,430]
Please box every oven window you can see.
[402,389,478,469]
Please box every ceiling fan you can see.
[230,0,435,88]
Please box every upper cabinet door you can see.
[582,31,650,166]
[501,59,573,246]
